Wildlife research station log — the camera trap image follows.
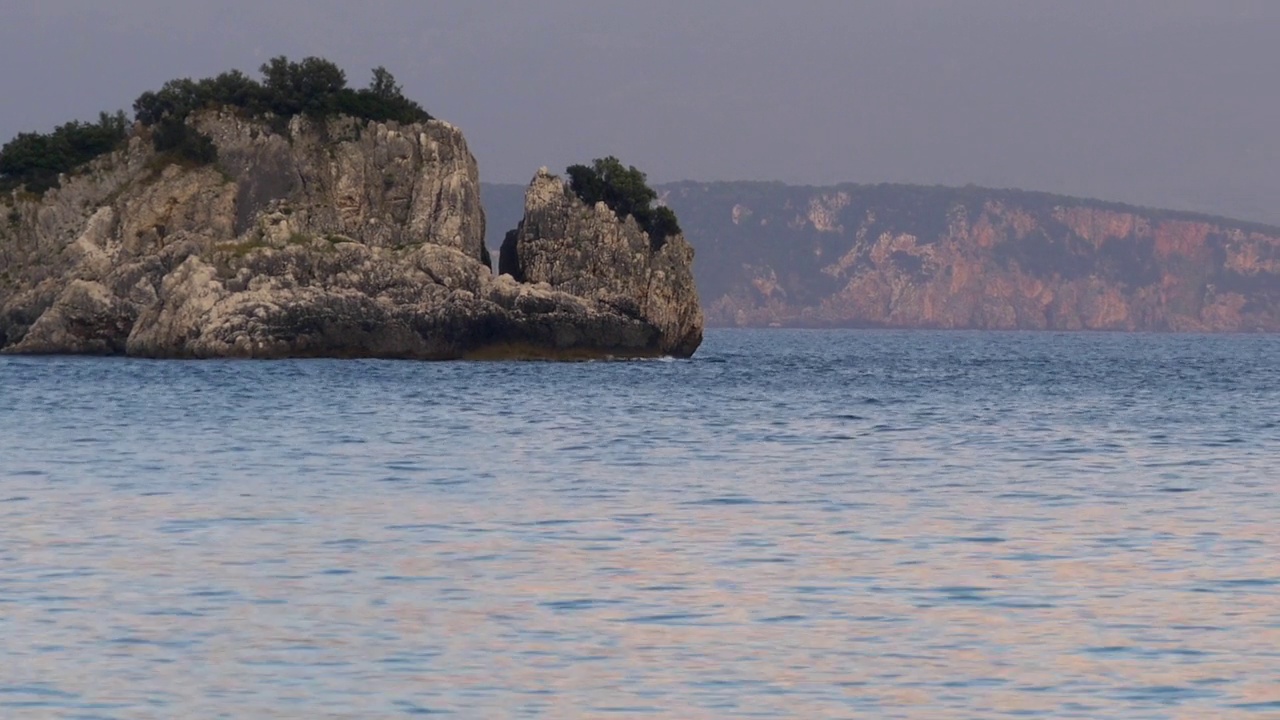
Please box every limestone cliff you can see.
[0,113,701,358]
[499,169,702,357]
[656,182,1280,331]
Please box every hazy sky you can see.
[2,1,1278,222]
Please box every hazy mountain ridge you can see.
[484,182,1280,331]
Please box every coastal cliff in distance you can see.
[669,183,1280,331]
[0,60,702,359]
[482,182,1280,331]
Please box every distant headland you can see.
[483,181,1280,332]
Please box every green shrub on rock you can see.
[2,56,432,194]
[132,57,432,163]
[151,117,217,165]
[566,156,682,248]
[0,112,129,194]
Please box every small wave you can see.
[682,496,762,506]
[540,598,622,611]
[615,612,715,625]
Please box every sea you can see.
[1,329,1278,719]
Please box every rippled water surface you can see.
[2,330,1279,718]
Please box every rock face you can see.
[499,169,702,356]
[653,182,1280,331]
[0,113,703,358]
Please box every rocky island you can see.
[0,58,702,359]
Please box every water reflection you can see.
[2,330,1279,717]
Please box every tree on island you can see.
[1,56,432,194]
[566,157,681,248]
[0,112,129,194]
[133,57,432,165]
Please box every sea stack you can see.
[500,168,703,357]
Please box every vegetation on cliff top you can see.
[0,113,130,194]
[567,157,681,247]
[0,57,431,195]
[134,56,431,161]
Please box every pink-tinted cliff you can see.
[655,183,1280,331]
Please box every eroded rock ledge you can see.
[0,113,703,359]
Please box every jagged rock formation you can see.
[0,113,702,358]
[498,169,702,356]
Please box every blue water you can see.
[2,329,1279,718]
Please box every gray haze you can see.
[2,0,1278,223]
